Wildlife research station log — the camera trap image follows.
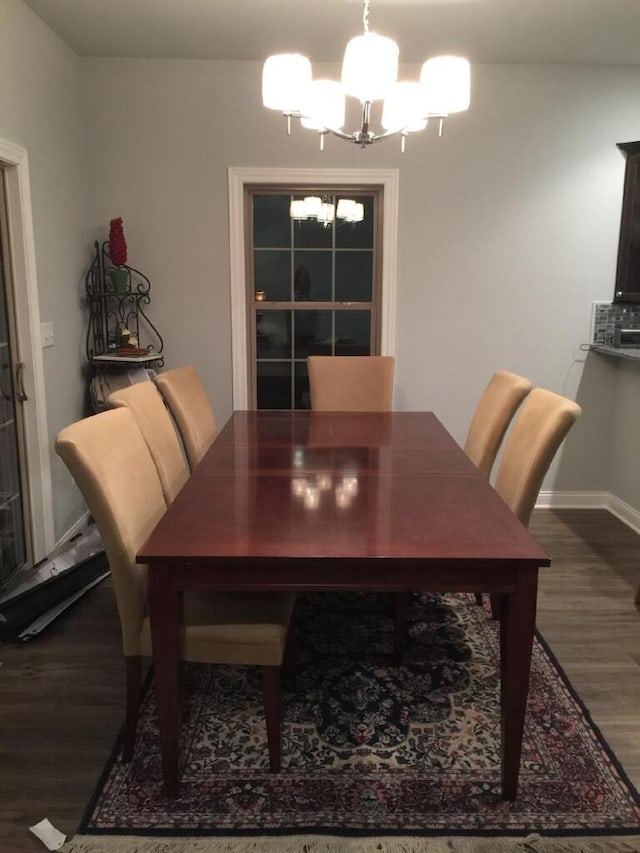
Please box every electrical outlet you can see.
[589,300,610,344]
[40,322,55,348]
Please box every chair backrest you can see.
[154,366,217,469]
[307,356,395,412]
[495,387,582,527]
[55,408,167,657]
[463,370,533,479]
[107,381,189,505]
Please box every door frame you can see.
[0,137,54,563]
[228,167,399,410]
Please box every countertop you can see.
[592,344,640,362]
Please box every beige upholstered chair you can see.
[464,370,533,480]
[107,381,189,505]
[55,408,295,771]
[485,387,582,618]
[398,387,581,644]
[463,369,533,607]
[307,355,398,657]
[154,366,217,470]
[494,387,582,527]
[307,355,395,411]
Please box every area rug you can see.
[78,592,640,839]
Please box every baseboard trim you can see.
[536,491,609,509]
[606,493,640,536]
[537,490,640,535]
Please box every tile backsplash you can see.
[592,302,640,345]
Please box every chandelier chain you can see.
[363,0,371,33]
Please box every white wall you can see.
[0,0,92,540]
[83,59,640,494]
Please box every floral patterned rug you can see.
[80,593,640,837]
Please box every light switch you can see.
[41,322,55,348]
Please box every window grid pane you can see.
[251,190,378,410]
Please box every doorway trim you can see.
[0,137,54,562]
[228,167,399,410]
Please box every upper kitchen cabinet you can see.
[614,141,640,303]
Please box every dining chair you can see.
[55,407,295,771]
[463,370,533,480]
[306,354,399,660]
[154,366,217,469]
[463,369,533,606]
[494,387,582,526]
[107,381,189,505]
[307,355,395,411]
[396,387,581,649]
[487,387,582,618]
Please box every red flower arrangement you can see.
[108,217,128,267]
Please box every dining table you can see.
[138,409,550,800]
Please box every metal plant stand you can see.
[85,240,164,411]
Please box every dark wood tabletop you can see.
[138,410,550,799]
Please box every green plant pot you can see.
[109,268,129,294]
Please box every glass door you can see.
[0,170,28,587]
[248,188,381,409]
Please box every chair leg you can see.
[282,610,297,692]
[262,665,281,773]
[392,592,410,665]
[489,593,504,621]
[122,655,142,763]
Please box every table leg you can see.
[148,565,181,797]
[499,569,538,801]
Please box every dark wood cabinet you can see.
[614,141,640,303]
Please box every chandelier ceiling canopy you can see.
[262,0,470,151]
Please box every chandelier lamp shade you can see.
[262,0,470,151]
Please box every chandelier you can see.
[262,0,470,151]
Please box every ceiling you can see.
[20,0,640,66]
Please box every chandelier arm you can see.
[328,127,404,146]
[282,112,355,142]
[326,127,362,142]
[280,110,451,147]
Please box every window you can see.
[247,188,381,409]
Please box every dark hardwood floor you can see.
[0,568,127,852]
[532,509,640,789]
[0,508,638,852]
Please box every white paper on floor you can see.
[29,817,66,850]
